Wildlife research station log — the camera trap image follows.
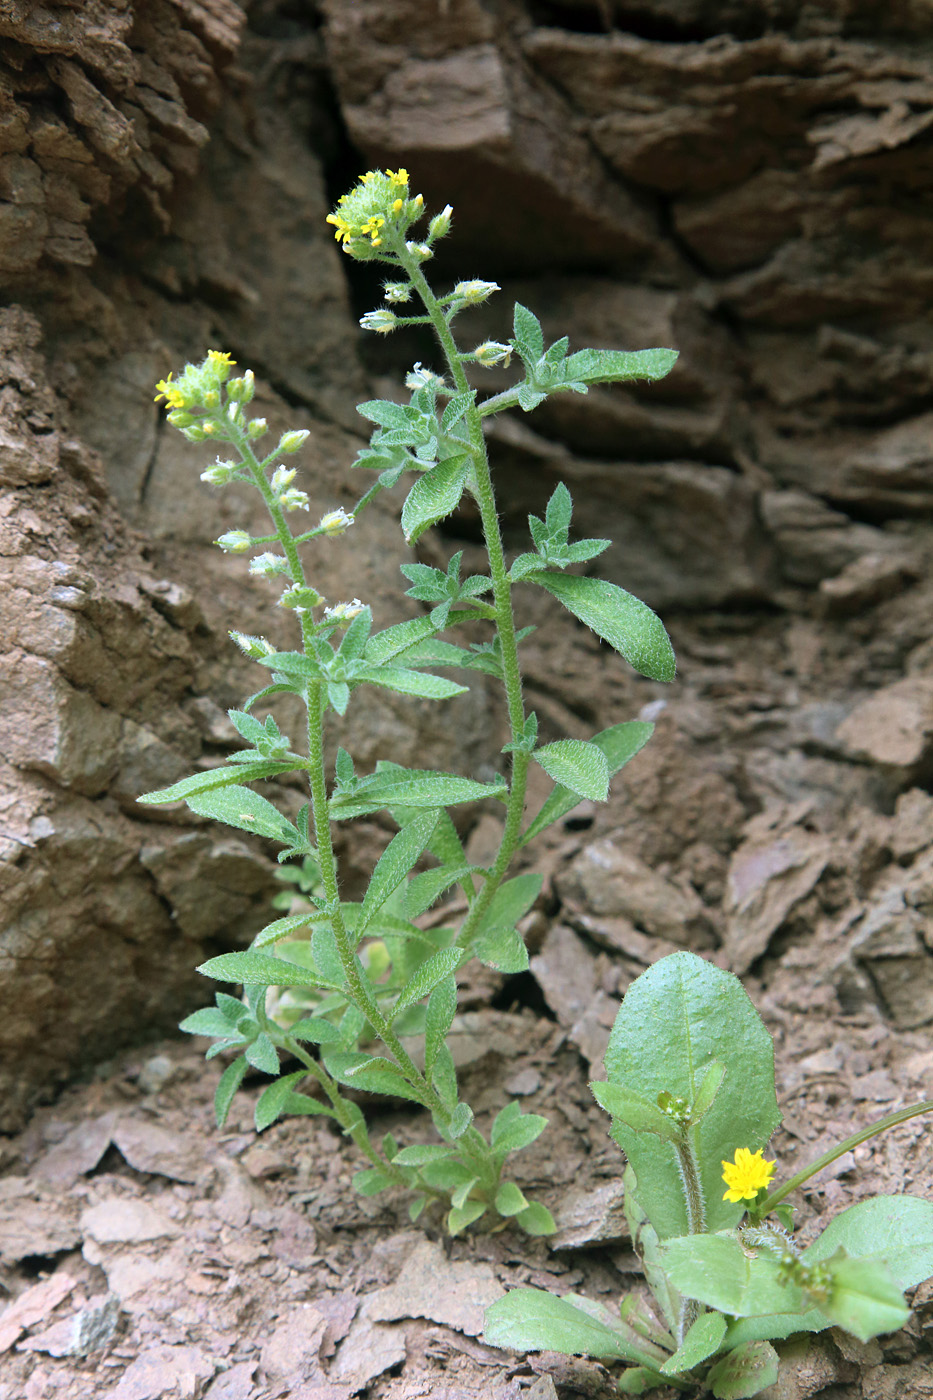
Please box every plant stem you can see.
[757,1098,933,1217]
[393,238,532,951]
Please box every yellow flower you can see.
[722,1147,776,1203]
[207,349,236,368]
[154,373,185,409]
[326,169,424,256]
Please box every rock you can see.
[723,808,832,973]
[80,1198,181,1245]
[367,1237,503,1337]
[835,677,933,776]
[759,490,899,588]
[551,1179,629,1250]
[818,551,920,616]
[560,836,705,940]
[530,923,618,1069]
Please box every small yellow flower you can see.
[207,349,236,368]
[722,1148,776,1203]
[154,373,185,409]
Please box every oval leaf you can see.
[528,572,675,683]
[534,739,610,802]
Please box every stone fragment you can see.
[760,490,896,587]
[105,1344,216,1400]
[530,924,617,1069]
[818,551,919,616]
[723,809,831,973]
[0,1273,75,1355]
[368,1238,503,1337]
[0,1178,81,1264]
[112,1118,205,1183]
[259,1302,328,1385]
[80,1198,181,1245]
[329,1294,407,1391]
[835,677,933,775]
[561,836,704,939]
[32,1112,117,1187]
[550,1179,629,1250]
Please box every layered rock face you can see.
[1,0,931,1125]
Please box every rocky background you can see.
[1,0,932,1144]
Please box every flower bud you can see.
[200,459,236,486]
[278,488,310,512]
[277,429,310,454]
[202,389,221,409]
[428,204,453,241]
[216,530,253,553]
[383,282,412,304]
[454,279,499,305]
[405,363,447,391]
[324,599,365,626]
[167,409,196,428]
[270,465,296,491]
[226,369,255,403]
[473,340,512,368]
[405,241,433,261]
[359,308,399,335]
[247,417,268,439]
[249,552,291,577]
[230,630,275,658]
[181,425,208,442]
[279,583,324,611]
[319,508,354,537]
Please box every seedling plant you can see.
[142,168,678,1236]
[484,951,933,1396]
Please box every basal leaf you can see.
[484,1289,639,1361]
[802,1195,933,1290]
[706,1340,779,1400]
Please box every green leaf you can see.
[245,1032,279,1075]
[392,1144,454,1167]
[406,864,478,918]
[451,1176,480,1211]
[214,1057,247,1128]
[473,873,542,942]
[484,1289,637,1360]
[448,1200,486,1235]
[198,950,342,991]
[491,1110,549,1155]
[706,1340,779,1400]
[514,1201,556,1236]
[446,1102,473,1138]
[331,767,507,820]
[590,1082,680,1142]
[425,976,457,1075]
[179,1007,241,1039]
[255,1070,306,1131]
[527,572,675,683]
[138,760,298,805]
[322,1051,432,1107]
[617,1366,672,1395]
[431,1042,458,1110]
[365,614,440,665]
[661,1310,727,1376]
[520,719,654,847]
[561,346,679,386]
[391,947,465,1017]
[360,810,440,934]
[287,1015,343,1045]
[253,912,320,947]
[185,785,302,847]
[802,1195,933,1290]
[420,1158,475,1192]
[534,739,610,802]
[513,302,544,360]
[282,1090,338,1120]
[441,390,475,431]
[692,1060,727,1125]
[401,454,471,545]
[495,1181,530,1217]
[354,665,468,701]
[474,925,529,973]
[353,1167,396,1197]
[605,952,781,1240]
[661,1234,807,1318]
[818,1251,909,1342]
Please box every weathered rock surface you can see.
[3,0,933,1120]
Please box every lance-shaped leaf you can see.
[330,767,507,820]
[391,947,465,1019]
[365,613,440,665]
[520,719,654,847]
[527,572,675,683]
[534,739,610,802]
[359,809,440,934]
[185,785,302,847]
[253,912,323,948]
[138,759,299,806]
[400,454,471,545]
[660,1311,727,1376]
[425,975,457,1075]
[214,1057,248,1128]
[322,1051,432,1106]
[353,665,468,701]
[560,346,679,386]
[198,949,344,991]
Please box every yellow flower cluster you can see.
[326,168,424,256]
[721,1147,776,1203]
